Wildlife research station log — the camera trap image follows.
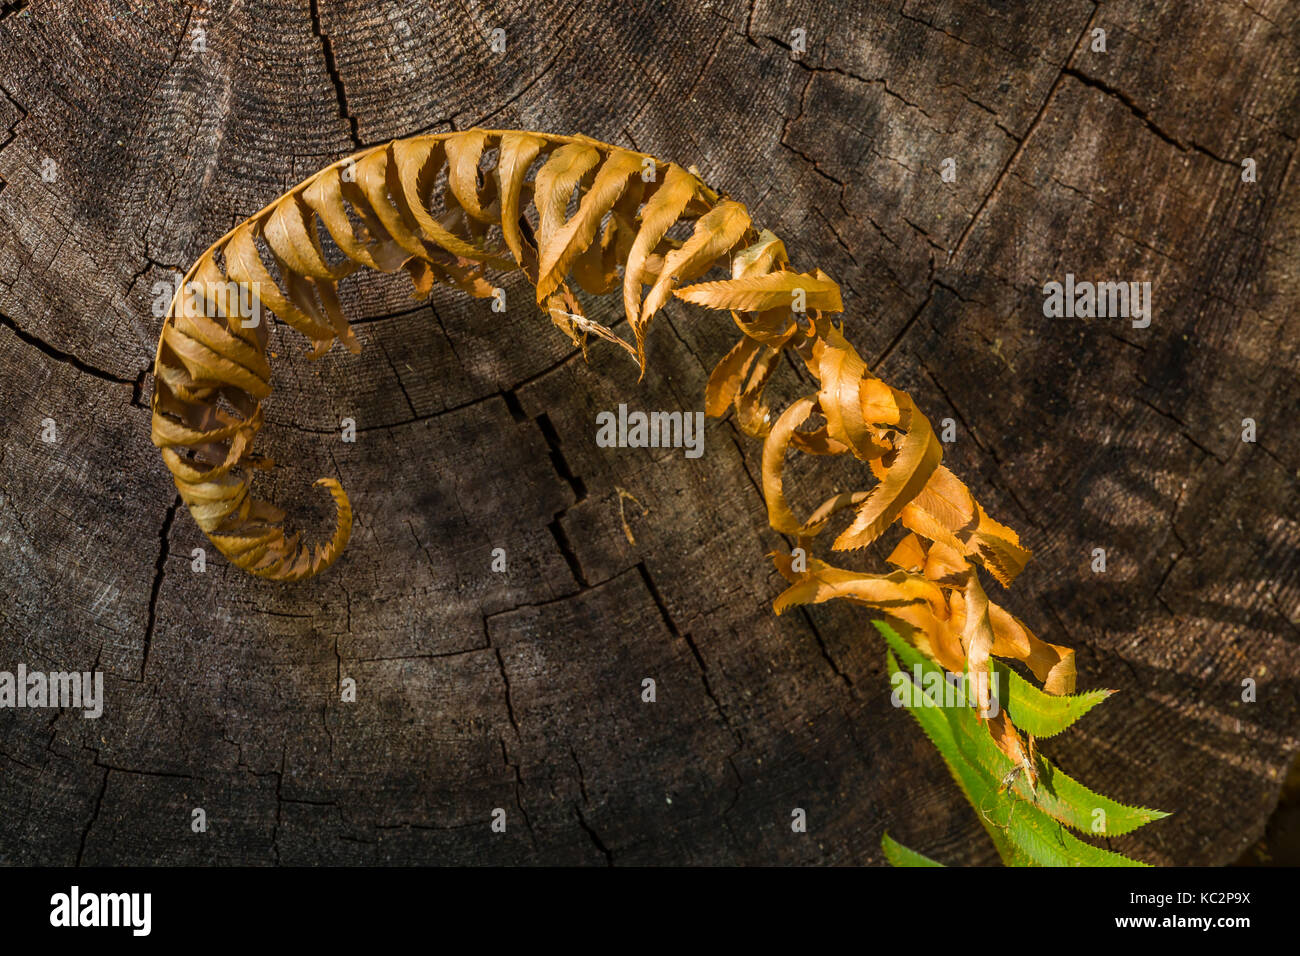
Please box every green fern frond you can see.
[876,620,1168,866]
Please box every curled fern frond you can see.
[150,129,1165,863]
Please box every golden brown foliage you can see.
[150,129,1073,768]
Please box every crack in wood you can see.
[308,0,362,149]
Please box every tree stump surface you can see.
[0,0,1297,865]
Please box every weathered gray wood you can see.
[0,0,1297,865]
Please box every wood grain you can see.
[0,0,1297,865]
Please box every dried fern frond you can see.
[149,129,1164,863]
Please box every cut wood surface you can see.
[0,0,1297,865]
